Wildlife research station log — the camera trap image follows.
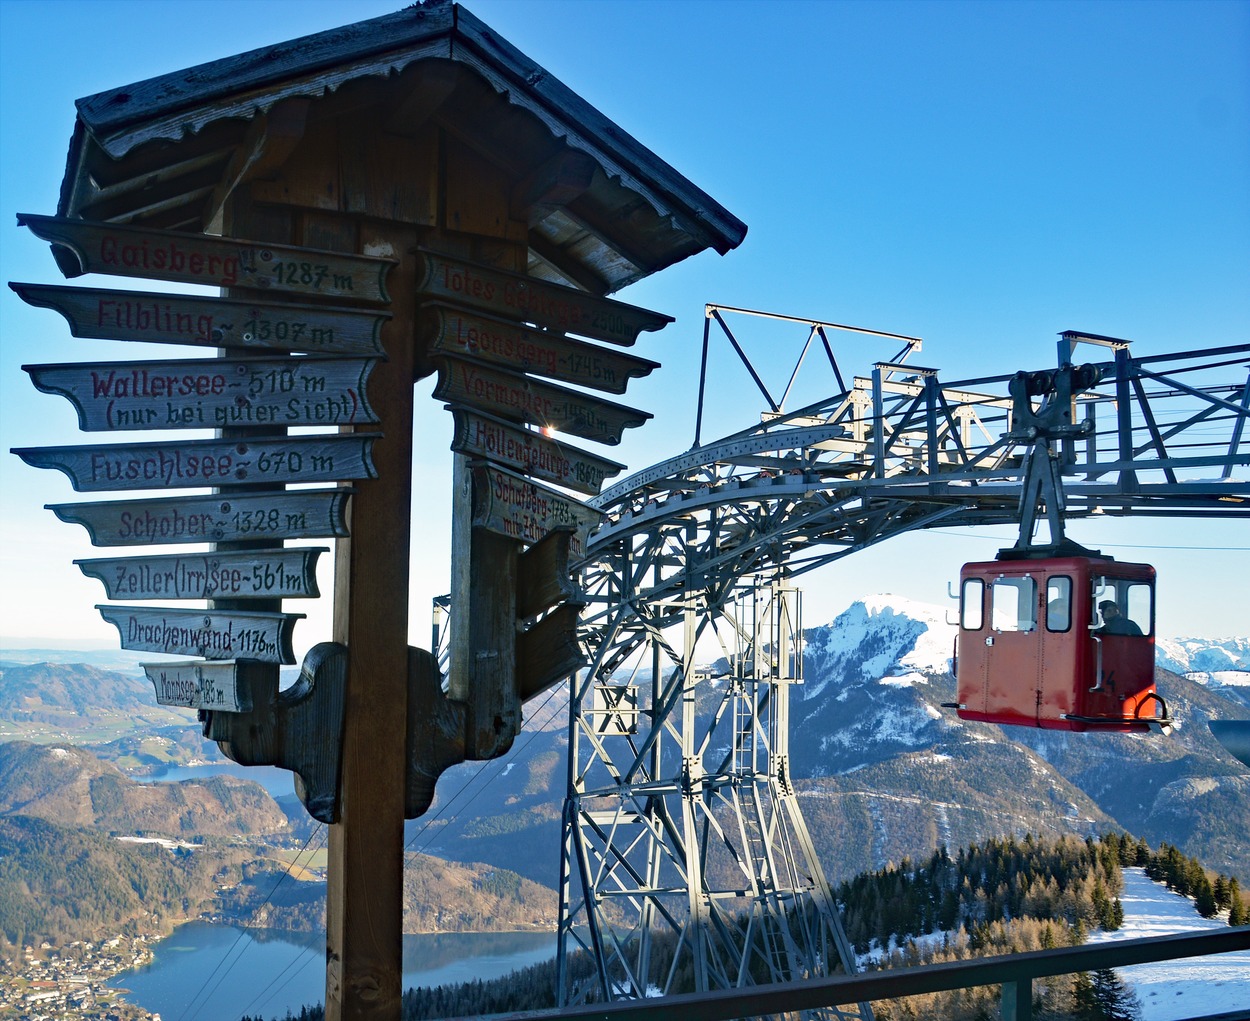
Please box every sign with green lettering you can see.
[415,250,671,346]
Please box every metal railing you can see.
[493,926,1250,1021]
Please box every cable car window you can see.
[992,577,1036,632]
[961,578,984,630]
[1125,582,1153,636]
[1093,577,1152,637]
[1046,576,1072,632]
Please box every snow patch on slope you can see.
[1087,867,1250,1020]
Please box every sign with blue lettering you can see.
[78,547,326,600]
[49,489,352,546]
[15,433,378,491]
[144,660,249,712]
[99,605,304,663]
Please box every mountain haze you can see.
[0,597,1246,943]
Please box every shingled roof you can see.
[57,0,746,294]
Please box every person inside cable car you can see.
[1095,599,1143,636]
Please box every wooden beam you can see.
[326,216,417,1021]
[383,60,461,135]
[510,148,597,222]
[204,99,310,227]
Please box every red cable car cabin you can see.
[954,556,1167,732]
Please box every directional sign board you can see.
[471,463,602,557]
[49,489,353,546]
[144,660,249,712]
[77,547,326,600]
[450,409,623,496]
[98,605,304,663]
[426,305,657,395]
[10,283,388,355]
[415,250,671,346]
[434,356,650,445]
[26,357,378,431]
[19,214,393,303]
[16,433,378,491]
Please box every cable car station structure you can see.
[9,3,1249,1019]
[557,310,1250,1013]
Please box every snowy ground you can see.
[1087,867,1250,1020]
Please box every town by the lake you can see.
[0,932,159,1021]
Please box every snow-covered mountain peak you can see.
[804,594,955,694]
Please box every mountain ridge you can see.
[0,596,1246,943]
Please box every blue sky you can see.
[1,0,1247,646]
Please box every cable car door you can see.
[1084,573,1156,722]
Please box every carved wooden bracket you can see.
[204,642,347,824]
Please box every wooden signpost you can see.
[450,409,624,496]
[416,247,667,765]
[11,211,394,839]
[96,604,304,663]
[426,305,658,394]
[144,660,250,712]
[415,250,672,346]
[26,356,378,431]
[9,282,388,355]
[471,463,601,558]
[434,356,651,445]
[17,214,393,303]
[77,547,325,600]
[15,433,378,492]
[48,489,353,545]
[9,8,748,1015]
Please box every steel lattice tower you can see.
[557,574,871,1020]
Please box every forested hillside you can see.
[241,831,1248,1021]
[0,815,250,951]
[218,853,558,935]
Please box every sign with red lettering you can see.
[15,434,378,492]
[144,660,248,712]
[415,250,672,346]
[98,605,303,663]
[77,547,326,600]
[10,282,388,355]
[426,305,657,396]
[450,410,623,496]
[434,356,650,445]
[49,489,352,546]
[471,463,601,557]
[26,356,378,431]
[18,214,393,303]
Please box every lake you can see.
[147,761,295,799]
[110,921,556,1020]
